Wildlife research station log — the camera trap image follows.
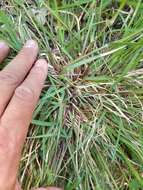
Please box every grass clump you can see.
[0,0,143,189]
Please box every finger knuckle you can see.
[0,71,19,86]
[15,86,35,102]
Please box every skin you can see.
[0,40,62,190]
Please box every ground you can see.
[0,0,143,190]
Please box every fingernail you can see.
[35,59,48,69]
[25,40,38,48]
[35,59,48,75]
[0,41,9,49]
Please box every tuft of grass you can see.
[1,0,143,189]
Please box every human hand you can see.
[0,40,61,190]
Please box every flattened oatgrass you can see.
[0,0,143,189]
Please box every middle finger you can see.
[0,40,38,116]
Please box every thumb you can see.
[15,184,62,190]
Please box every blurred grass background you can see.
[0,0,143,189]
